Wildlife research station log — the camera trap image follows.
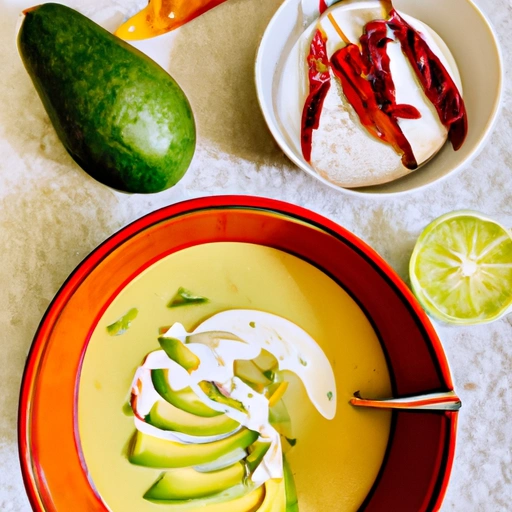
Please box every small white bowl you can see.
[255,0,503,196]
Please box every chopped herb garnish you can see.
[106,308,138,336]
[327,391,333,401]
[299,357,308,367]
[249,321,256,328]
[167,287,209,308]
[285,437,297,447]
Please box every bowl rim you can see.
[18,194,457,511]
[254,0,504,197]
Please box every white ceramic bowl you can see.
[255,0,503,196]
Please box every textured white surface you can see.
[0,0,511,510]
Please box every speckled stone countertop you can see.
[1,0,511,510]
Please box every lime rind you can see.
[410,210,512,325]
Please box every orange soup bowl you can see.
[19,196,459,512]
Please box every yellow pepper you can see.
[115,0,228,40]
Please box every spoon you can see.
[350,390,461,411]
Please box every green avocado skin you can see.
[18,3,196,193]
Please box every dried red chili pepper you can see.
[319,0,329,14]
[387,9,468,150]
[301,29,332,162]
[330,44,418,169]
[360,20,421,121]
[301,4,467,167]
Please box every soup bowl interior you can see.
[19,196,457,511]
[255,0,503,195]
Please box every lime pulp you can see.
[409,210,512,325]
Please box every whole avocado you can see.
[18,3,196,194]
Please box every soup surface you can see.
[78,242,392,511]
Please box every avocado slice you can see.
[152,369,222,418]
[198,381,246,413]
[234,360,272,387]
[246,441,271,473]
[253,349,279,372]
[144,482,265,511]
[167,287,209,308]
[106,308,138,336]
[144,463,245,500]
[283,455,299,512]
[158,337,200,372]
[194,447,247,473]
[269,399,293,438]
[129,428,258,468]
[147,399,240,436]
[18,4,195,194]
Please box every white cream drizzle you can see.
[130,310,336,485]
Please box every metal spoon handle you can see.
[350,391,461,411]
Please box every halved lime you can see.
[410,210,512,325]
